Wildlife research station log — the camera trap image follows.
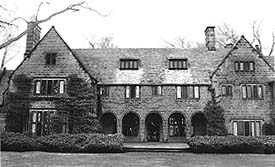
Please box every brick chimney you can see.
[205,26,216,51]
[24,22,41,56]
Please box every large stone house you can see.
[6,25,275,142]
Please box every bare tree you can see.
[0,1,108,70]
[216,23,239,47]
[161,36,191,49]
[251,20,275,56]
[86,36,117,49]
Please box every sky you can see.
[1,0,275,69]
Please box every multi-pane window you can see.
[126,85,140,98]
[100,86,109,97]
[169,114,185,137]
[152,86,162,96]
[169,59,188,70]
[241,84,263,99]
[35,79,65,95]
[221,85,233,96]
[45,53,57,65]
[30,110,68,136]
[232,120,261,136]
[176,85,200,99]
[120,59,139,70]
[234,61,255,72]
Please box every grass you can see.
[1,151,275,167]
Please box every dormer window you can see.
[45,53,57,65]
[120,59,139,70]
[169,59,187,70]
[234,61,255,72]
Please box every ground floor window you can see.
[232,120,261,136]
[30,110,68,136]
[168,113,185,137]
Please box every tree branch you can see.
[0,1,107,50]
[268,32,275,56]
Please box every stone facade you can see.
[6,26,275,141]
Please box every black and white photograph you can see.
[0,0,275,166]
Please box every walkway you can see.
[123,142,190,152]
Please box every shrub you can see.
[262,121,275,135]
[187,135,275,154]
[1,132,37,151]
[1,132,124,153]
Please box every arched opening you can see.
[122,113,139,136]
[100,113,117,134]
[168,113,185,137]
[145,113,162,142]
[192,113,207,136]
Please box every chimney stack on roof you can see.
[25,22,41,56]
[205,26,216,51]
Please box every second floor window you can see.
[45,53,57,65]
[120,59,139,70]
[169,59,187,70]
[100,86,109,97]
[126,85,140,98]
[234,61,255,72]
[35,79,65,95]
[221,85,233,96]
[152,86,162,96]
[176,85,200,99]
[241,84,263,99]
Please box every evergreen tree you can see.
[204,88,227,136]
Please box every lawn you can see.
[1,151,275,167]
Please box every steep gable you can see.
[10,26,95,84]
[211,36,275,82]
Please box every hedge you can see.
[1,132,124,153]
[187,135,275,154]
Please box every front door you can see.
[146,113,162,142]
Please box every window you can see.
[45,53,57,65]
[169,113,185,137]
[234,61,255,72]
[152,86,162,96]
[241,84,263,99]
[30,110,68,136]
[176,85,200,99]
[120,59,139,70]
[232,120,261,136]
[169,59,187,70]
[100,86,109,97]
[221,85,233,96]
[126,85,140,98]
[35,79,65,95]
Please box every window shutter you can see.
[126,86,130,98]
[35,81,41,94]
[59,81,65,94]
[135,86,140,98]
[258,86,263,99]
[157,86,162,95]
[233,121,238,136]
[176,86,181,98]
[242,86,247,98]
[194,86,199,98]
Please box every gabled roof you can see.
[9,26,97,84]
[73,48,228,85]
[210,35,275,79]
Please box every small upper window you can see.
[221,85,233,96]
[152,86,162,96]
[169,59,187,70]
[120,59,139,70]
[100,86,109,97]
[235,61,255,72]
[45,53,57,65]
